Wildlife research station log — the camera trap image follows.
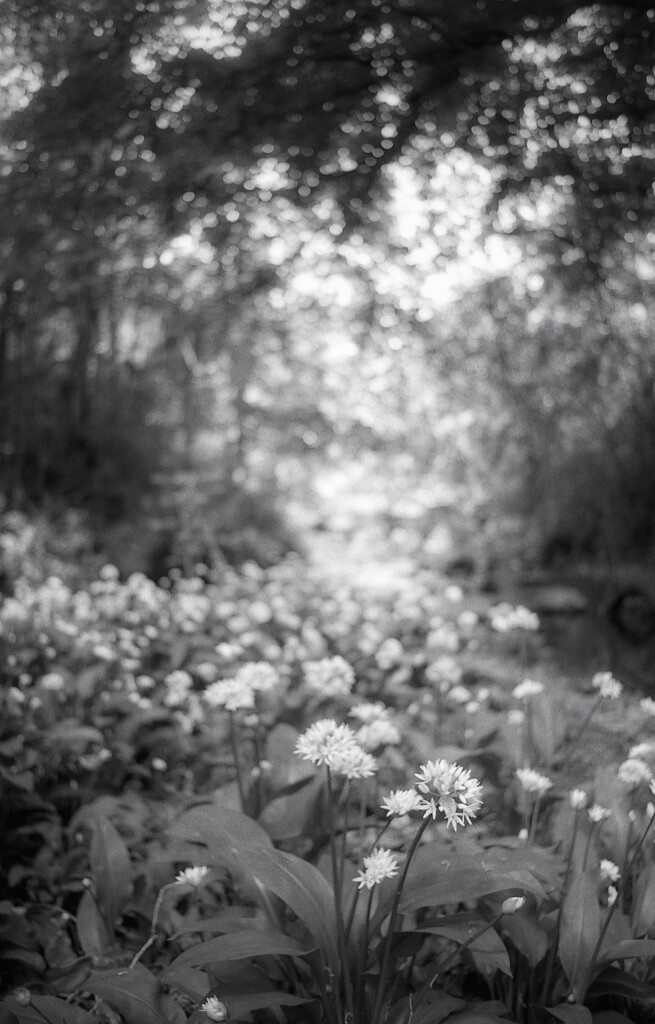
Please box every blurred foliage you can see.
[1,0,655,566]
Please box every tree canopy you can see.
[1,0,655,564]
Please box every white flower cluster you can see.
[591,671,623,700]
[295,719,378,778]
[349,702,401,750]
[175,866,210,887]
[513,679,544,700]
[516,768,553,796]
[415,759,483,830]
[618,757,653,786]
[381,788,424,817]
[353,848,399,890]
[303,656,355,697]
[204,661,279,711]
[489,603,540,633]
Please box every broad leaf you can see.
[0,996,94,1024]
[631,862,655,936]
[89,815,133,935]
[548,1006,593,1024]
[418,913,511,976]
[597,938,655,965]
[558,870,601,1001]
[76,890,111,957]
[391,843,550,922]
[169,805,339,969]
[85,964,184,1024]
[163,928,315,974]
[593,1014,636,1024]
[388,993,467,1024]
[587,965,655,1002]
[203,991,312,1017]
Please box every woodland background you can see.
[2,0,655,590]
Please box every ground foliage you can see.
[1,544,655,1022]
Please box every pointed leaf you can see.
[390,993,467,1024]
[588,965,655,1002]
[163,928,315,975]
[598,938,655,965]
[558,871,601,1000]
[631,862,655,936]
[89,815,132,935]
[206,991,312,1017]
[593,1014,636,1024]
[548,1006,593,1024]
[84,964,178,1024]
[418,914,511,976]
[169,806,339,969]
[76,890,111,957]
[0,997,94,1024]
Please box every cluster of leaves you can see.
[1,552,655,1022]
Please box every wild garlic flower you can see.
[606,885,618,907]
[330,743,378,779]
[508,709,526,725]
[516,768,553,797]
[446,685,473,705]
[569,789,587,810]
[356,719,401,751]
[588,804,611,823]
[375,638,405,669]
[201,996,229,1021]
[600,859,620,883]
[349,702,391,724]
[204,678,255,712]
[592,672,623,700]
[640,697,655,717]
[235,662,279,692]
[353,848,399,890]
[425,656,463,686]
[381,788,424,817]
[295,719,364,773]
[489,603,539,633]
[163,670,193,707]
[618,757,652,786]
[513,679,544,700]
[303,657,355,697]
[629,742,655,762]
[175,866,210,887]
[415,759,483,830]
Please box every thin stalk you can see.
[228,712,247,813]
[355,888,376,1024]
[372,816,431,1024]
[130,882,176,968]
[325,766,355,1023]
[560,696,601,773]
[528,795,543,844]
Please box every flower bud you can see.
[501,896,526,915]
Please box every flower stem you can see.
[560,696,601,773]
[372,816,431,1024]
[228,712,247,813]
[130,882,176,968]
[325,767,354,1023]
